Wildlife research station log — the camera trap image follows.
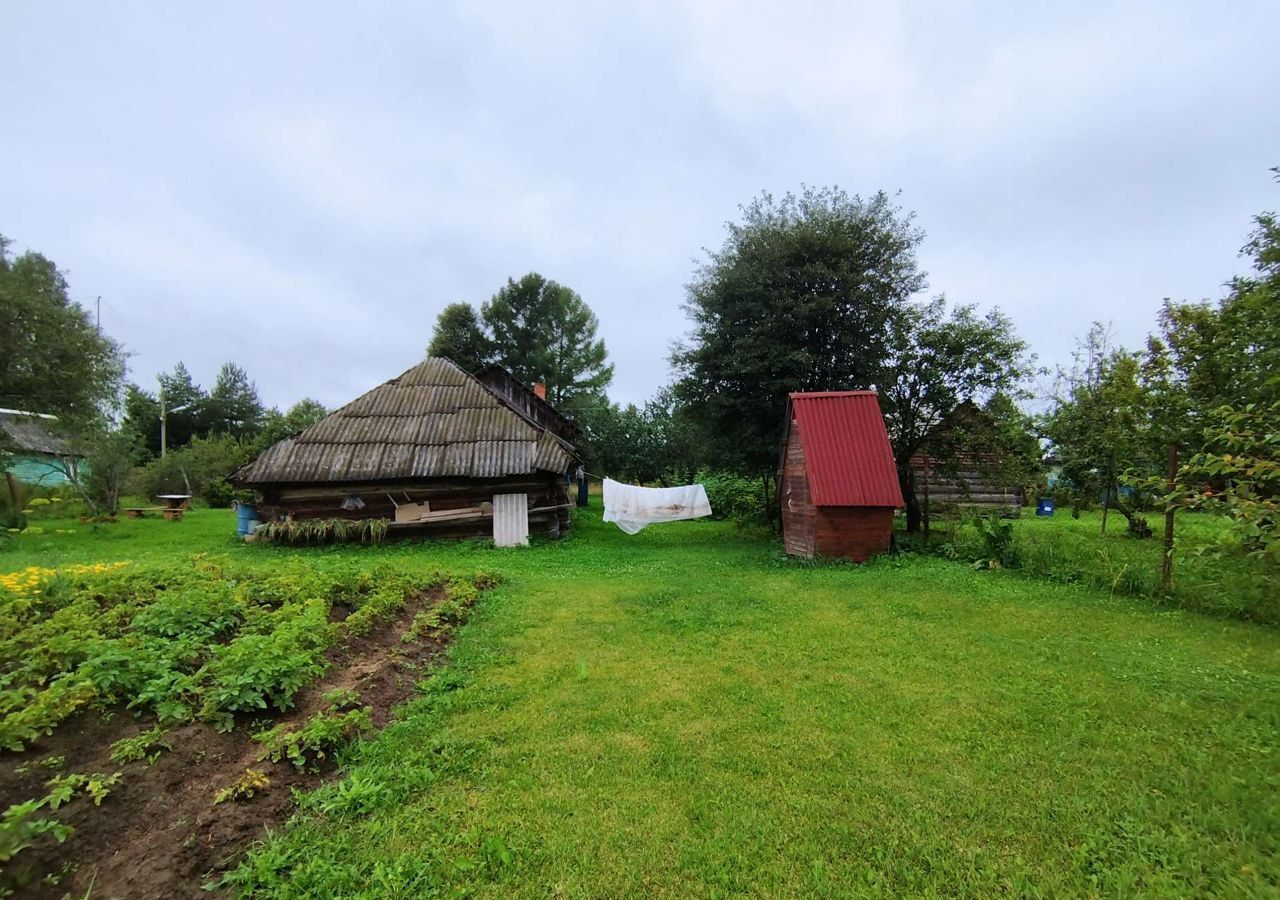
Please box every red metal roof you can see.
[788,391,904,508]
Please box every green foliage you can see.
[426,302,494,373]
[0,556,453,748]
[573,388,701,483]
[696,470,770,527]
[132,433,254,507]
[44,771,120,807]
[255,702,374,770]
[971,514,1017,569]
[109,726,171,765]
[944,510,1277,622]
[672,186,927,474]
[1169,401,1280,562]
[252,399,329,454]
[0,236,125,425]
[881,298,1035,531]
[480,273,614,405]
[1043,325,1153,537]
[207,362,265,440]
[198,599,333,730]
[214,768,271,804]
[0,799,72,865]
[257,518,390,546]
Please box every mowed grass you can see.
[4,509,1280,896]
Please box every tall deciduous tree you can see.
[481,273,613,405]
[880,297,1034,532]
[0,236,124,425]
[672,187,927,475]
[427,303,494,372]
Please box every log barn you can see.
[908,402,1025,517]
[779,391,903,561]
[232,357,578,545]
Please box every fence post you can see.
[1161,445,1177,594]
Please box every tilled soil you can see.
[1,589,456,899]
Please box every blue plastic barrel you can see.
[1035,498,1055,517]
[236,503,258,535]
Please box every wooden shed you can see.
[1,409,81,497]
[908,402,1025,517]
[232,358,578,545]
[779,391,904,561]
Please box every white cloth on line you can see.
[602,478,713,534]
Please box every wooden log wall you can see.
[252,475,571,540]
[910,451,1024,511]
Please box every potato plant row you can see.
[0,557,490,751]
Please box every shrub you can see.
[132,435,254,506]
[697,470,770,527]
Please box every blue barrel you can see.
[236,503,259,535]
[1035,498,1055,517]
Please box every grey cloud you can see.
[2,1,1276,411]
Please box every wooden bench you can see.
[124,507,165,518]
[124,507,185,520]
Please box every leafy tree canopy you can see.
[880,297,1034,531]
[426,302,494,373]
[0,235,124,425]
[672,186,927,474]
[481,273,613,406]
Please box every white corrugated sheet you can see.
[492,493,529,547]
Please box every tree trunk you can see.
[900,466,921,534]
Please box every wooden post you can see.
[1161,446,1177,594]
[922,467,931,543]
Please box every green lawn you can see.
[3,509,1279,896]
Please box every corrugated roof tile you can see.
[234,358,578,484]
[789,392,903,508]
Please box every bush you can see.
[697,470,770,527]
[132,435,253,506]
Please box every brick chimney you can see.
[533,382,546,401]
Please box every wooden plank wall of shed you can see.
[780,418,817,557]
[814,507,894,561]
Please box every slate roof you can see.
[0,410,73,456]
[234,358,577,485]
[788,391,904,508]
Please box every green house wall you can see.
[6,454,73,486]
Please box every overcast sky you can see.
[3,2,1277,412]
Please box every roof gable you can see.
[788,391,903,508]
[235,358,575,484]
[0,410,73,456]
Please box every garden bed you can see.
[0,561,491,898]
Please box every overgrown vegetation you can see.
[935,510,1277,622]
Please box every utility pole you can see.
[95,296,101,334]
[159,382,195,458]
